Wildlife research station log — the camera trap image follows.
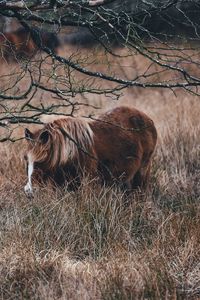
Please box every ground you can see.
[0,46,200,299]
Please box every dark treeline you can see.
[64,0,200,47]
[1,1,200,50]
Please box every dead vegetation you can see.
[0,46,200,299]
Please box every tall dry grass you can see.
[0,46,200,299]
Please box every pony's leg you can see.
[142,164,151,190]
[131,162,151,191]
[119,157,142,192]
[79,157,99,186]
[119,180,132,193]
[131,171,143,190]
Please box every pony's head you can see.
[24,125,53,197]
[23,118,94,197]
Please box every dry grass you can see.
[0,46,200,300]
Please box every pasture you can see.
[0,45,200,299]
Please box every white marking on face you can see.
[24,154,34,198]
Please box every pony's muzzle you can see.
[24,182,34,198]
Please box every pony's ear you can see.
[25,128,34,141]
[39,130,49,144]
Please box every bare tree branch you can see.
[0,0,200,141]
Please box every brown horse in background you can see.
[0,27,60,61]
[24,106,157,196]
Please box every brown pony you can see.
[0,27,60,61]
[24,106,157,196]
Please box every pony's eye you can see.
[24,154,28,161]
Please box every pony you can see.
[0,27,60,61]
[24,106,157,197]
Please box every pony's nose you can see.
[24,183,34,198]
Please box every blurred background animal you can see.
[0,26,60,62]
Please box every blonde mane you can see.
[45,117,94,169]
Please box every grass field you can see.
[0,45,200,299]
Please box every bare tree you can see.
[0,0,200,141]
